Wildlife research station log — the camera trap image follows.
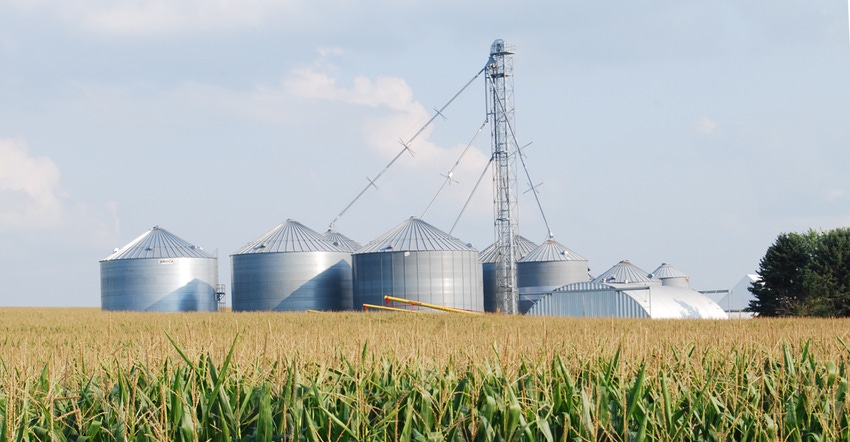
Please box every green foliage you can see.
[749,228,850,317]
[2,337,849,441]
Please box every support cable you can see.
[420,119,488,219]
[329,67,487,231]
[485,75,555,239]
[449,158,494,236]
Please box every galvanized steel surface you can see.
[231,251,353,311]
[525,281,727,319]
[352,249,483,312]
[231,220,352,312]
[101,257,219,311]
[481,235,537,313]
[102,226,214,261]
[233,219,343,255]
[592,260,654,285]
[356,217,475,253]
[479,235,537,263]
[323,230,362,252]
[649,263,690,287]
[518,239,586,262]
[526,282,649,318]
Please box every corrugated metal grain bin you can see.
[100,226,219,312]
[479,235,538,313]
[649,263,690,288]
[517,238,590,313]
[231,219,353,311]
[353,217,483,312]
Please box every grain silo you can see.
[323,229,362,252]
[353,217,483,312]
[517,238,590,313]
[649,263,689,287]
[231,219,353,311]
[100,226,219,312]
[479,235,538,312]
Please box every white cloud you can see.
[3,0,308,34]
[0,139,64,230]
[694,116,719,135]
[825,189,846,202]
[282,62,492,222]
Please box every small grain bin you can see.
[649,263,690,288]
[231,219,353,311]
[479,235,538,313]
[100,226,219,312]
[353,217,483,312]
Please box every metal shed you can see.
[525,260,727,319]
[100,226,219,312]
[231,219,353,311]
[353,217,483,312]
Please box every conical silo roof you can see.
[233,219,342,254]
[519,238,586,263]
[479,235,538,263]
[356,217,474,253]
[323,229,362,252]
[649,263,688,280]
[592,260,653,284]
[102,226,214,261]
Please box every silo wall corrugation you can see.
[526,288,650,318]
[353,250,483,312]
[231,251,353,312]
[100,257,219,312]
[517,260,589,294]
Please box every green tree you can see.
[748,228,850,317]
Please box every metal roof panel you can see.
[101,226,214,261]
[479,235,538,263]
[233,219,343,254]
[355,217,474,253]
[519,238,587,263]
[592,260,654,284]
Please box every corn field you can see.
[1,309,849,441]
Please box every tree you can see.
[748,228,850,317]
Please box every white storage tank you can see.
[100,226,219,312]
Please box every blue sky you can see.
[1,1,848,307]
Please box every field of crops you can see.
[1,308,848,441]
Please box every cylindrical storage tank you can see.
[649,263,690,288]
[353,217,483,312]
[323,229,362,252]
[100,226,219,312]
[231,219,353,311]
[479,235,538,313]
[517,238,589,313]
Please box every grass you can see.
[1,308,849,441]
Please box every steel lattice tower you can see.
[487,39,519,314]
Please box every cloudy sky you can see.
[1,1,848,307]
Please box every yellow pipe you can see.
[383,295,482,314]
[362,303,418,313]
